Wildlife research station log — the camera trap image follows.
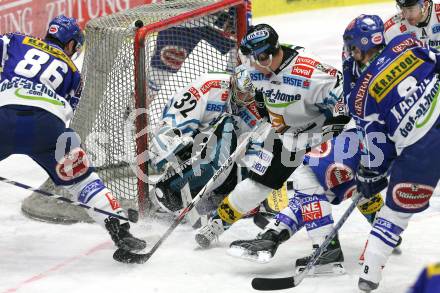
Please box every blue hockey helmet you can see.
[240,23,279,60]
[47,15,84,49]
[343,14,385,55]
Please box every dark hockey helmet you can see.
[343,14,385,55]
[240,23,279,60]
[396,0,424,7]
[46,15,84,50]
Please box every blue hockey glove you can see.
[356,165,388,199]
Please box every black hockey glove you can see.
[322,115,351,138]
[356,165,388,199]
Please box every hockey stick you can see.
[113,122,273,264]
[0,176,139,223]
[114,127,341,264]
[251,192,363,290]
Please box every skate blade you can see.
[295,262,345,276]
[227,246,273,264]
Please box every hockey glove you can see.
[149,125,193,171]
[356,165,388,199]
[322,115,351,138]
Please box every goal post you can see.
[21,0,249,223]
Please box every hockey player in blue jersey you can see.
[343,14,440,291]
[408,263,440,293]
[226,127,398,276]
[0,15,146,263]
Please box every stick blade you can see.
[113,248,151,264]
[251,276,295,291]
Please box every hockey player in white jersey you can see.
[226,129,391,276]
[149,67,261,218]
[344,0,440,97]
[384,0,440,48]
[194,23,350,249]
[0,16,146,263]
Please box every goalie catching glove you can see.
[149,125,193,171]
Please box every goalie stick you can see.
[0,176,139,223]
[113,122,272,263]
[251,192,363,290]
[113,126,340,264]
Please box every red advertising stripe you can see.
[0,0,153,37]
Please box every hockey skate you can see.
[105,217,146,252]
[195,217,225,248]
[227,229,290,263]
[295,234,345,276]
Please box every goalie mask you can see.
[230,65,255,106]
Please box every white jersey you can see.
[384,1,440,49]
[161,71,261,137]
[243,45,343,151]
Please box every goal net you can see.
[21,0,248,223]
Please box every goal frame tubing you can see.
[133,0,248,215]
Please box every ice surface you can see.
[1,3,439,293]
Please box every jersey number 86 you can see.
[14,48,68,90]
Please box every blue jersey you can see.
[408,263,440,293]
[303,128,360,204]
[0,33,81,124]
[346,34,440,175]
